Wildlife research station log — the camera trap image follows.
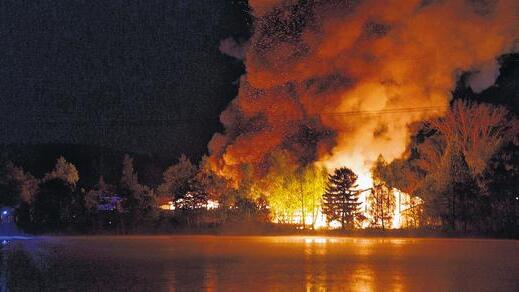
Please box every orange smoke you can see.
[209,0,519,187]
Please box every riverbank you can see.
[21,223,518,240]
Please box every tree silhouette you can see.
[158,154,197,208]
[118,154,156,228]
[44,157,79,187]
[26,178,80,233]
[120,154,139,194]
[368,184,396,230]
[484,142,519,234]
[0,162,39,206]
[322,167,361,230]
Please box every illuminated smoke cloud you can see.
[209,0,519,186]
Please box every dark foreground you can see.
[2,236,519,291]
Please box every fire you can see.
[271,208,328,230]
[320,153,416,229]
[209,0,519,227]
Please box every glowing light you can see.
[304,237,327,244]
[328,220,343,229]
[272,208,328,229]
[392,210,402,229]
[392,189,404,229]
[2,211,7,215]
[308,209,327,229]
[356,172,373,190]
[207,200,219,210]
[159,201,175,211]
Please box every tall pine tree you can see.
[322,167,362,230]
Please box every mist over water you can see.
[5,236,519,291]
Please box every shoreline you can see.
[13,228,518,240]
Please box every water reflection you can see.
[301,237,408,291]
[350,264,375,292]
[4,236,519,291]
[303,237,328,291]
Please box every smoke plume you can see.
[209,0,519,187]
[219,37,247,60]
[467,59,501,93]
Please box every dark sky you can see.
[0,0,250,159]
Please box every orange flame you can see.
[209,0,519,220]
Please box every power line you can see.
[318,106,446,117]
[4,106,448,126]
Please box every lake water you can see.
[5,236,519,291]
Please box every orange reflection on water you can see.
[299,237,413,291]
[303,237,328,291]
[32,236,519,291]
[350,264,376,292]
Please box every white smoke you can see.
[219,37,247,60]
[468,60,501,93]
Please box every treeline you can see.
[0,155,269,234]
[374,101,519,235]
[0,100,517,236]
[232,100,519,235]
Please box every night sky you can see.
[0,0,250,159]
[1,0,518,183]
